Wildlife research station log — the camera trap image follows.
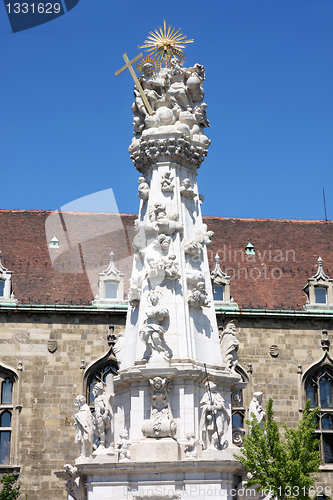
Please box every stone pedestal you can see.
[136,438,179,462]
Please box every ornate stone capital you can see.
[129,136,209,174]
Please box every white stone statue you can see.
[184,432,200,459]
[117,429,131,462]
[63,464,86,500]
[74,395,94,460]
[182,225,213,258]
[142,377,177,438]
[132,219,145,261]
[161,172,174,193]
[163,254,180,280]
[92,381,114,454]
[128,281,141,307]
[138,176,150,201]
[145,253,166,282]
[157,233,172,250]
[113,331,124,366]
[180,178,197,200]
[200,381,230,451]
[219,321,240,371]
[139,292,170,363]
[145,203,183,236]
[188,281,210,309]
[249,392,266,426]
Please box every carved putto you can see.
[139,292,170,363]
[180,178,197,200]
[145,203,183,236]
[200,381,230,451]
[142,377,176,438]
[138,176,150,200]
[74,395,94,461]
[161,171,174,193]
[117,429,131,462]
[182,225,214,258]
[219,321,240,371]
[188,281,210,309]
[184,432,200,459]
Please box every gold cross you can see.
[115,53,153,116]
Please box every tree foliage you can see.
[236,398,322,500]
[0,472,21,500]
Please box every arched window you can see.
[231,366,249,447]
[304,363,333,463]
[0,378,14,465]
[87,363,117,405]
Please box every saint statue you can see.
[200,381,230,450]
[249,392,266,426]
[219,321,240,371]
[74,395,94,460]
[92,381,114,454]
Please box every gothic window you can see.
[315,287,327,304]
[0,375,14,465]
[87,363,117,405]
[231,367,248,447]
[213,285,224,301]
[305,366,333,463]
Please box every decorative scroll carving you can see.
[142,377,177,438]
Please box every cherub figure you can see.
[188,282,210,309]
[161,172,174,193]
[138,176,149,201]
[185,432,200,459]
[180,178,197,200]
[117,429,131,462]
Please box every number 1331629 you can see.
[6,3,61,13]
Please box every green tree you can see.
[0,472,21,500]
[236,398,322,500]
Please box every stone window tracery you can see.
[304,361,333,463]
[0,375,14,465]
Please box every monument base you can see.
[136,437,179,462]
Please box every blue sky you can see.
[0,0,332,220]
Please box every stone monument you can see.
[56,20,247,500]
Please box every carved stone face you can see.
[183,178,190,188]
[75,395,85,408]
[153,377,163,390]
[143,63,153,76]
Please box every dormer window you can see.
[93,251,125,306]
[105,282,118,299]
[210,253,238,309]
[304,257,333,310]
[315,286,327,304]
[49,235,60,249]
[0,251,17,304]
[213,284,224,301]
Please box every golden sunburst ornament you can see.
[139,19,193,67]
[136,54,161,75]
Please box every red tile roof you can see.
[0,210,332,310]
